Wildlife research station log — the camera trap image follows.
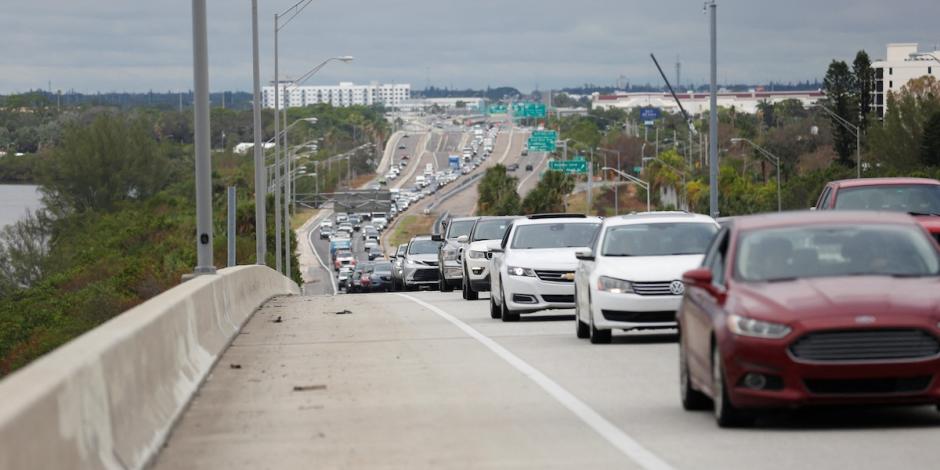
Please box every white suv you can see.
[573,212,718,343]
[459,216,517,300]
[489,214,602,321]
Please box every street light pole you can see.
[250,0,265,266]
[598,148,621,214]
[273,13,282,274]
[707,0,719,218]
[602,167,650,212]
[191,0,214,275]
[731,138,781,212]
[815,104,861,179]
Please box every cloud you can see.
[0,0,937,93]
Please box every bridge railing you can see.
[0,265,298,470]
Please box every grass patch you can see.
[291,208,318,230]
[388,214,435,247]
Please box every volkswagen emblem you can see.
[670,280,685,295]
[855,315,876,325]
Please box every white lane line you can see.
[307,224,337,295]
[395,294,676,470]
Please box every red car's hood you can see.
[732,276,940,326]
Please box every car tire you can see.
[588,294,611,344]
[500,283,520,322]
[680,336,711,411]
[489,292,502,319]
[464,269,479,301]
[712,346,755,427]
[574,288,590,339]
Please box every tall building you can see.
[872,43,940,119]
[261,81,410,109]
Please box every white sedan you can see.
[573,212,719,344]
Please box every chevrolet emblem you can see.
[562,272,575,281]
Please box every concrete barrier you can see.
[0,265,299,470]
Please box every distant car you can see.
[337,266,353,290]
[349,214,362,231]
[525,164,534,172]
[574,212,719,344]
[813,177,940,243]
[398,145,406,150]
[364,240,381,260]
[506,163,519,171]
[333,250,357,271]
[319,225,333,239]
[391,243,408,290]
[678,211,940,427]
[369,261,394,292]
[460,216,517,300]
[402,236,444,291]
[434,217,479,292]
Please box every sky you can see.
[1,0,938,94]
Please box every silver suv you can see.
[434,217,478,292]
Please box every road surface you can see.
[152,290,940,470]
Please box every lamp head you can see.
[337,56,355,63]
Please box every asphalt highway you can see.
[152,290,940,470]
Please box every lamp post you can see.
[814,103,861,179]
[191,0,214,275]
[643,156,688,210]
[731,138,782,212]
[250,0,265,266]
[279,57,353,276]
[597,148,621,214]
[602,167,650,212]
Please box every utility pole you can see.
[273,13,282,275]
[251,0,266,266]
[707,1,719,218]
[191,0,215,274]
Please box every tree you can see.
[823,60,858,167]
[922,111,940,166]
[455,100,466,109]
[853,50,873,132]
[477,165,521,215]
[521,171,575,214]
[868,76,940,170]
[40,114,177,213]
[0,209,53,294]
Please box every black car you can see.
[369,261,394,292]
[525,164,534,171]
[348,214,362,231]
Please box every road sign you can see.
[512,102,547,119]
[527,130,557,152]
[548,159,588,174]
[640,107,661,126]
[487,103,508,115]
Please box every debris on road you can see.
[229,363,242,369]
[272,316,283,323]
[293,384,327,392]
[335,309,352,315]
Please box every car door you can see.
[576,223,602,316]
[490,223,514,303]
[683,227,730,386]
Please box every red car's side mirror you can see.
[682,268,713,287]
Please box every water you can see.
[0,185,43,230]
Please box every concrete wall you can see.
[0,265,299,470]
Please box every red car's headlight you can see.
[727,314,791,339]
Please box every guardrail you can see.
[0,266,299,470]
[428,172,484,211]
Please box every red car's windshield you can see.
[735,224,940,282]
[834,184,940,214]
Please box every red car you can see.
[814,177,940,243]
[677,211,940,427]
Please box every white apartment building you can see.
[872,43,940,119]
[261,81,410,109]
[591,90,824,115]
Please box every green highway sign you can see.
[487,103,508,115]
[548,159,588,174]
[512,102,547,118]
[527,130,557,152]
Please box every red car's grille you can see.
[804,376,932,395]
[790,329,940,362]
